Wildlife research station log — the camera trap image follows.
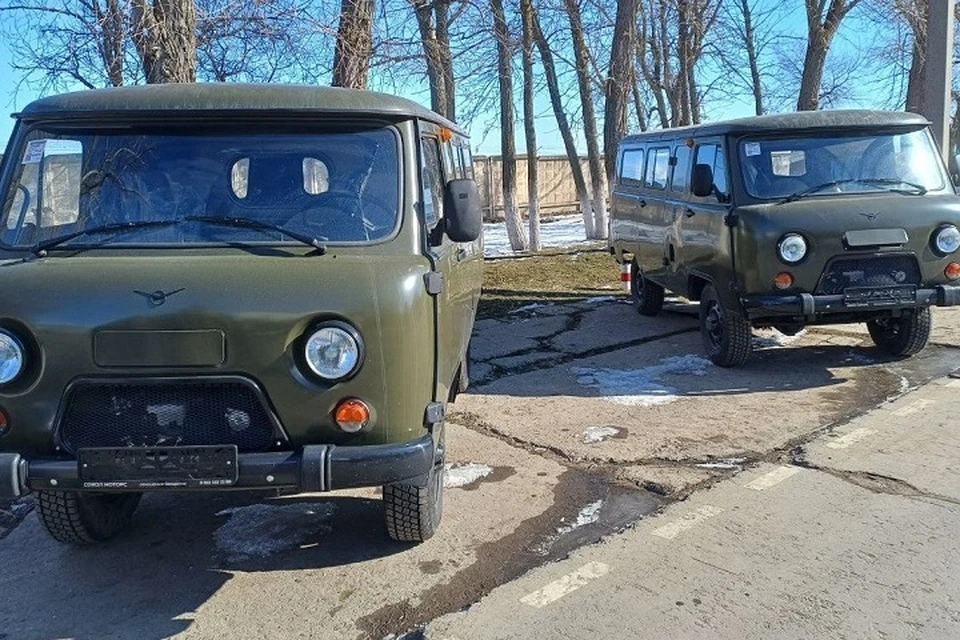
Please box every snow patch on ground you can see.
[695,457,748,470]
[752,330,807,349]
[556,500,603,536]
[444,462,494,488]
[581,426,621,444]
[509,302,549,314]
[573,355,712,406]
[483,214,588,257]
[214,502,336,561]
[581,295,616,305]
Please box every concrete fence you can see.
[474,154,598,221]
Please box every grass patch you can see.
[479,248,626,318]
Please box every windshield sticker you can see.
[22,140,45,164]
[43,139,83,157]
[744,142,761,157]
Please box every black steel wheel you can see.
[36,491,142,544]
[383,429,445,543]
[867,308,932,357]
[631,262,665,316]
[699,284,752,367]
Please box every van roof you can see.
[619,110,929,145]
[16,84,466,135]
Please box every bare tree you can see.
[408,0,456,117]
[520,0,540,251]
[564,0,606,239]
[714,0,780,115]
[604,0,638,200]
[491,0,526,251]
[797,0,863,110]
[332,0,375,88]
[530,3,592,234]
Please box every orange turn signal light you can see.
[773,272,794,290]
[0,409,8,434]
[439,127,453,142]
[945,262,960,280]
[334,399,370,433]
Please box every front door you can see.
[679,140,731,284]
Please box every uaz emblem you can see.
[133,288,185,306]
[858,211,880,221]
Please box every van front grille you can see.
[816,255,922,295]
[57,379,277,455]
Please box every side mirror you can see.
[691,163,714,198]
[443,179,482,242]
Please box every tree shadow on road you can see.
[0,491,409,640]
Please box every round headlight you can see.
[304,324,361,380]
[934,225,960,255]
[0,332,24,385]
[778,233,808,264]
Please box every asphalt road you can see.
[0,298,957,639]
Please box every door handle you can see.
[684,208,696,218]
[638,199,647,208]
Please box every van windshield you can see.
[738,129,946,200]
[0,125,400,249]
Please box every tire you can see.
[867,308,932,357]
[699,284,752,367]
[384,431,445,543]
[36,491,142,545]
[631,262,665,316]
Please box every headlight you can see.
[304,323,362,380]
[0,332,24,385]
[778,233,808,264]
[934,225,960,255]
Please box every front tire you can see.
[631,262,665,316]
[867,308,931,357]
[699,284,752,367]
[383,431,445,543]
[36,491,142,544]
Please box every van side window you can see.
[619,149,645,185]
[694,144,729,200]
[671,145,692,192]
[461,146,474,179]
[421,137,444,227]
[645,147,670,190]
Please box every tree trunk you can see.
[903,0,928,113]
[411,0,453,118]
[797,0,861,111]
[94,0,125,86]
[520,0,540,251]
[332,0,375,89]
[564,0,606,239]
[491,0,526,251]
[435,0,456,119]
[604,0,639,223]
[131,0,197,83]
[531,7,591,234]
[739,0,764,115]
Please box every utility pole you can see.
[923,0,955,160]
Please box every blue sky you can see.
[0,2,900,156]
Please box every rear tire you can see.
[36,491,141,544]
[699,284,752,367]
[383,431,445,543]
[867,308,931,357]
[631,262,665,316]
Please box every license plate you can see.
[843,285,917,308]
[78,445,238,489]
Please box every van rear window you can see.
[620,150,645,184]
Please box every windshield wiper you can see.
[778,178,928,204]
[183,215,327,254]
[33,219,182,256]
[30,215,327,257]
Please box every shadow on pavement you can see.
[0,491,406,640]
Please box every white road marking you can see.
[946,378,960,388]
[519,562,611,608]
[651,505,724,540]
[825,427,877,450]
[892,399,933,417]
[745,466,801,491]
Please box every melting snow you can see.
[214,502,336,561]
[510,302,549,314]
[695,457,748,470]
[573,355,712,406]
[444,462,494,488]
[581,426,620,444]
[557,500,604,535]
[483,215,588,257]
[752,330,806,349]
[581,295,616,305]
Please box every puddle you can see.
[214,501,336,562]
[556,500,603,536]
[572,355,712,406]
